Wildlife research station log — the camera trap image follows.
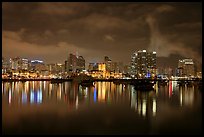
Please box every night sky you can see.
[2,2,202,70]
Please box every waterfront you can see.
[2,81,202,135]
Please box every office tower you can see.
[104,56,112,72]
[22,58,29,70]
[2,57,11,73]
[67,53,85,73]
[177,59,195,77]
[65,60,68,72]
[10,57,21,70]
[131,50,156,78]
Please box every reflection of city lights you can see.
[169,81,172,98]
[76,95,78,109]
[155,82,158,95]
[12,82,14,93]
[98,82,106,101]
[25,82,29,92]
[49,84,52,98]
[44,81,46,91]
[22,92,27,104]
[9,89,11,104]
[131,91,136,109]
[102,82,106,100]
[94,87,97,103]
[180,89,183,106]
[57,84,62,100]
[30,91,34,104]
[119,84,122,95]
[138,102,141,115]
[32,81,34,90]
[84,87,88,98]
[142,100,147,117]
[37,91,42,104]
[2,83,4,94]
[153,99,156,116]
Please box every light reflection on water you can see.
[2,81,202,134]
[2,81,201,113]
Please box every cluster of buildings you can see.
[2,57,65,78]
[2,50,202,79]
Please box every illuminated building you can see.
[65,60,68,72]
[30,59,43,71]
[2,57,11,73]
[77,56,85,72]
[67,53,85,73]
[131,50,156,78]
[104,56,112,72]
[98,63,106,72]
[177,59,195,77]
[10,57,21,70]
[22,58,29,70]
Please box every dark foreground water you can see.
[2,81,202,135]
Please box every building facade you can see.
[177,59,195,77]
[104,56,112,72]
[67,53,85,73]
[131,50,156,78]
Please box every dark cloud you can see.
[2,2,202,70]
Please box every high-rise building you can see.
[131,50,156,78]
[77,56,85,72]
[67,53,85,73]
[22,58,29,70]
[65,60,68,72]
[2,57,11,73]
[177,59,195,77]
[10,57,21,70]
[104,56,112,72]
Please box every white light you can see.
[142,100,147,117]
[153,51,156,54]
[153,99,156,116]
[31,60,43,63]
[143,50,146,52]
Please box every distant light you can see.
[143,50,146,52]
[153,51,156,54]
[31,60,43,63]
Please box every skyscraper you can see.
[22,58,29,70]
[131,50,156,78]
[67,53,85,73]
[177,59,195,77]
[104,56,112,72]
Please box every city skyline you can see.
[2,2,202,70]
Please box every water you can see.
[2,81,202,135]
